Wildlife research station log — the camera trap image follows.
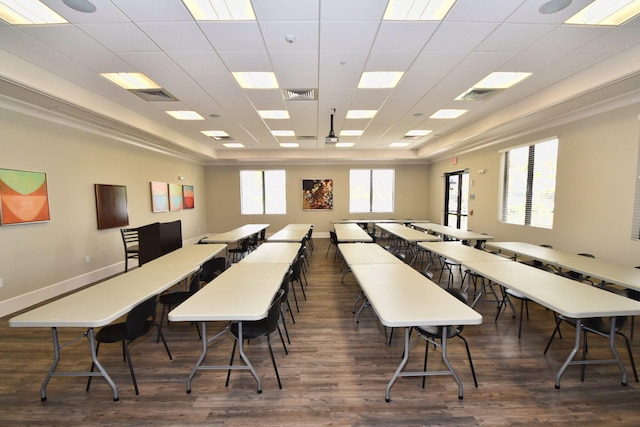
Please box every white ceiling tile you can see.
[167,51,227,74]
[217,51,272,71]
[320,0,387,20]
[118,52,184,77]
[253,0,320,21]
[199,22,264,51]
[423,22,499,52]
[110,0,193,21]
[19,26,109,54]
[77,23,160,52]
[372,22,439,51]
[320,21,380,51]
[259,21,319,52]
[476,23,556,53]
[447,0,525,22]
[138,22,214,52]
[527,25,609,54]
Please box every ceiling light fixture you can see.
[279,142,299,148]
[201,130,229,139]
[346,110,378,119]
[358,71,404,88]
[539,0,571,14]
[182,0,255,21]
[0,0,68,24]
[63,0,96,13]
[223,143,244,148]
[340,130,363,136]
[383,0,456,20]
[232,72,279,89]
[430,109,467,119]
[271,130,295,137]
[166,111,204,120]
[101,72,161,90]
[565,0,640,26]
[335,142,354,148]
[390,142,411,147]
[405,130,432,137]
[259,110,290,119]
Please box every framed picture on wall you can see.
[168,183,183,211]
[95,184,129,229]
[150,181,169,213]
[182,185,194,209]
[303,178,333,210]
[0,168,51,225]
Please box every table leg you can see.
[186,322,261,393]
[237,322,262,393]
[607,316,628,386]
[41,328,119,402]
[555,319,582,388]
[385,327,410,402]
[440,327,464,399]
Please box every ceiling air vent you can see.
[456,88,503,101]
[128,88,178,102]
[283,88,318,101]
[298,135,317,141]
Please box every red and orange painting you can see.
[0,169,50,225]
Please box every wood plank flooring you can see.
[1,238,639,426]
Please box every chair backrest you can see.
[264,289,285,335]
[259,228,267,241]
[329,231,338,244]
[121,228,139,249]
[126,296,157,340]
[201,257,226,283]
[290,257,303,282]
[240,237,252,251]
[187,270,202,295]
[569,253,595,281]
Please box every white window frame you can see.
[349,168,395,213]
[499,138,558,229]
[240,169,286,215]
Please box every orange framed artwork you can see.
[0,168,51,225]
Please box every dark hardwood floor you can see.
[1,238,639,426]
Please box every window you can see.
[349,169,394,213]
[240,170,286,214]
[499,138,558,229]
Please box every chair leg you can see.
[290,282,300,312]
[225,339,237,387]
[422,339,430,388]
[156,324,173,360]
[266,336,283,389]
[277,320,290,352]
[544,315,563,355]
[279,308,291,344]
[124,343,139,395]
[458,335,479,388]
[517,299,525,339]
[156,304,170,343]
[286,299,295,324]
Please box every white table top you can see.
[240,242,300,264]
[350,264,482,328]
[267,228,309,242]
[486,242,640,292]
[168,263,290,322]
[418,241,510,263]
[142,244,226,267]
[282,223,313,230]
[200,224,269,244]
[412,223,494,242]
[338,243,405,265]
[332,219,429,224]
[10,263,198,328]
[375,223,441,243]
[334,223,373,242]
[462,260,640,318]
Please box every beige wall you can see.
[0,105,208,315]
[427,102,640,265]
[205,163,430,235]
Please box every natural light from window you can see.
[240,170,286,215]
[350,169,395,213]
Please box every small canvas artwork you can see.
[182,185,194,209]
[150,181,169,213]
[303,179,333,210]
[169,183,183,211]
[0,168,50,225]
[95,184,129,229]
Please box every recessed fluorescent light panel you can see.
[405,129,432,137]
[0,0,68,24]
[335,142,354,148]
[472,72,532,89]
[182,0,255,21]
[223,142,244,148]
[358,71,404,88]
[101,72,161,90]
[279,142,299,148]
[258,110,290,119]
[166,111,205,120]
[202,130,229,139]
[390,142,411,147]
[340,130,363,136]
[271,130,295,137]
[383,0,456,20]
[430,109,467,119]
[566,0,640,26]
[346,110,378,119]
[232,72,278,89]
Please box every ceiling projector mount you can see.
[325,108,338,144]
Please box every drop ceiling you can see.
[1,0,640,164]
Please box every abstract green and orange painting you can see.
[0,169,50,225]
